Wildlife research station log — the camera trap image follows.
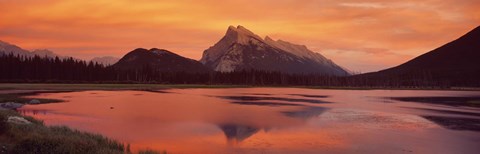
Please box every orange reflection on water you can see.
[18,89,480,153]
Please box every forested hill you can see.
[1,53,479,87]
[0,54,342,85]
[354,26,480,87]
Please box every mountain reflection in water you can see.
[16,88,480,154]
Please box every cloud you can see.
[334,48,406,56]
[339,2,385,9]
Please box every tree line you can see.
[0,54,478,87]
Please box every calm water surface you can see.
[18,88,480,154]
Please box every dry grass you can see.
[0,110,125,154]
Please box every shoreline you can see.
[0,109,129,153]
[1,84,479,153]
[0,83,479,91]
[0,94,164,154]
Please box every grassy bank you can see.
[0,93,63,105]
[0,93,164,154]
[0,110,126,154]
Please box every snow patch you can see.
[200,25,351,75]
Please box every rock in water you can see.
[29,99,41,104]
[0,102,24,109]
[7,116,32,125]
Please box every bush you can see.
[9,126,124,154]
[0,110,125,154]
[139,149,165,154]
[0,114,9,135]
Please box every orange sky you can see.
[0,0,479,72]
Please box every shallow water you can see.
[17,88,480,153]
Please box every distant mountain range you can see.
[0,40,120,66]
[2,25,479,85]
[0,26,352,76]
[30,49,64,58]
[200,26,350,76]
[0,40,67,59]
[90,56,120,66]
[109,25,351,75]
[359,26,480,85]
[0,40,31,56]
[113,48,210,73]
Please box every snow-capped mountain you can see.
[114,48,211,73]
[0,40,73,59]
[200,25,350,76]
[0,40,32,56]
[90,56,120,66]
[31,49,64,58]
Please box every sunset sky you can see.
[0,0,479,72]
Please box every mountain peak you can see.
[0,40,77,59]
[0,40,11,46]
[227,25,236,30]
[264,36,274,42]
[149,48,174,55]
[473,25,480,32]
[363,25,480,85]
[32,49,54,54]
[0,40,20,48]
[227,25,254,34]
[133,48,148,52]
[114,48,211,73]
[31,49,60,58]
[129,48,176,56]
[457,25,480,41]
[264,36,308,50]
[225,25,262,44]
[235,25,254,34]
[91,56,120,66]
[200,25,351,75]
[0,40,32,57]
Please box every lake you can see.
[18,88,480,153]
